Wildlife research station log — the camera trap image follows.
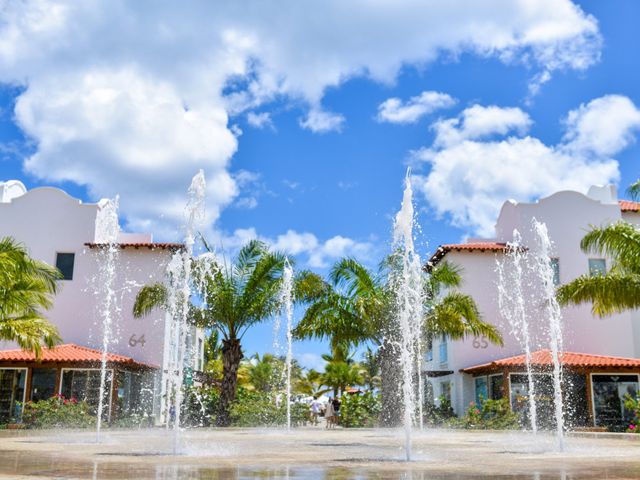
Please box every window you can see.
[592,374,639,428]
[0,369,26,422]
[488,374,504,400]
[588,258,606,277]
[441,381,451,402]
[55,253,75,280]
[475,377,488,405]
[550,258,560,286]
[60,369,112,416]
[439,335,448,364]
[425,348,433,362]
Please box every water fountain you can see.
[532,219,565,451]
[392,168,424,461]
[280,259,294,430]
[161,170,206,452]
[496,229,538,433]
[93,196,121,440]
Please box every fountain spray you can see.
[94,196,120,440]
[280,259,294,431]
[164,170,206,453]
[392,169,424,461]
[497,230,537,433]
[532,219,565,451]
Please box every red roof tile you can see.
[620,200,640,212]
[426,242,511,270]
[0,343,155,368]
[85,242,184,251]
[461,349,640,374]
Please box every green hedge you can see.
[340,392,381,428]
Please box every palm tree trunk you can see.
[380,339,402,427]
[217,337,243,426]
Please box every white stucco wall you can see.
[426,188,640,414]
[0,185,204,370]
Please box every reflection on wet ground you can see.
[1,428,640,479]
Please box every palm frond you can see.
[557,273,640,316]
[133,283,168,318]
[628,180,640,201]
[426,292,503,346]
[579,222,640,273]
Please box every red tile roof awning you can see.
[426,242,511,269]
[619,200,640,212]
[0,344,156,368]
[461,349,640,374]
[85,242,184,251]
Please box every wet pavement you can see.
[1,428,639,479]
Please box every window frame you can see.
[59,367,114,421]
[0,368,28,421]
[55,252,76,281]
[588,258,607,277]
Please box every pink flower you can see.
[630,424,636,430]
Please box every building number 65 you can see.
[472,336,488,349]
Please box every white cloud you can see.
[296,352,326,371]
[273,230,320,255]
[299,108,345,133]
[562,95,640,157]
[213,228,372,269]
[377,91,456,124]
[432,105,532,147]
[308,235,373,268]
[246,111,274,129]
[0,1,601,234]
[413,96,639,236]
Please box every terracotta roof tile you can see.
[0,343,155,368]
[85,242,184,251]
[461,349,640,374]
[426,242,511,270]
[620,200,640,212]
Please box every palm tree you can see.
[295,369,330,397]
[0,237,61,356]
[322,359,364,397]
[557,222,640,315]
[360,347,381,392]
[133,239,323,425]
[293,256,502,425]
[628,180,640,200]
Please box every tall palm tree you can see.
[0,237,61,356]
[628,180,640,200]
[557,222,640,315]
[133,239,323,425]
[293,256,502,425]
[295,368,330,397]
[360,347,381,392]
[322,359,364,398]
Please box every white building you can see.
[425,185,640,429]
[0,180,204,422]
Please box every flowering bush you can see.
[229,388,308,427]
[624,394,640,433]
[21,395,95,429]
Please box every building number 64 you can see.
[129,334,146,347]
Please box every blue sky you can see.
[1,1,639,369]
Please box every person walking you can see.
[310,396,322,426]
[324,397,335,429]
[332,397,341,427]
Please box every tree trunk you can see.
[379,339,402,427]
[217,337,243,426]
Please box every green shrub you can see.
[182,385,220,427]
[230,388,308,427]
[424,395,456,426]
[340,392,381,428]
[450,397,519,430]
[21,395,95,429]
